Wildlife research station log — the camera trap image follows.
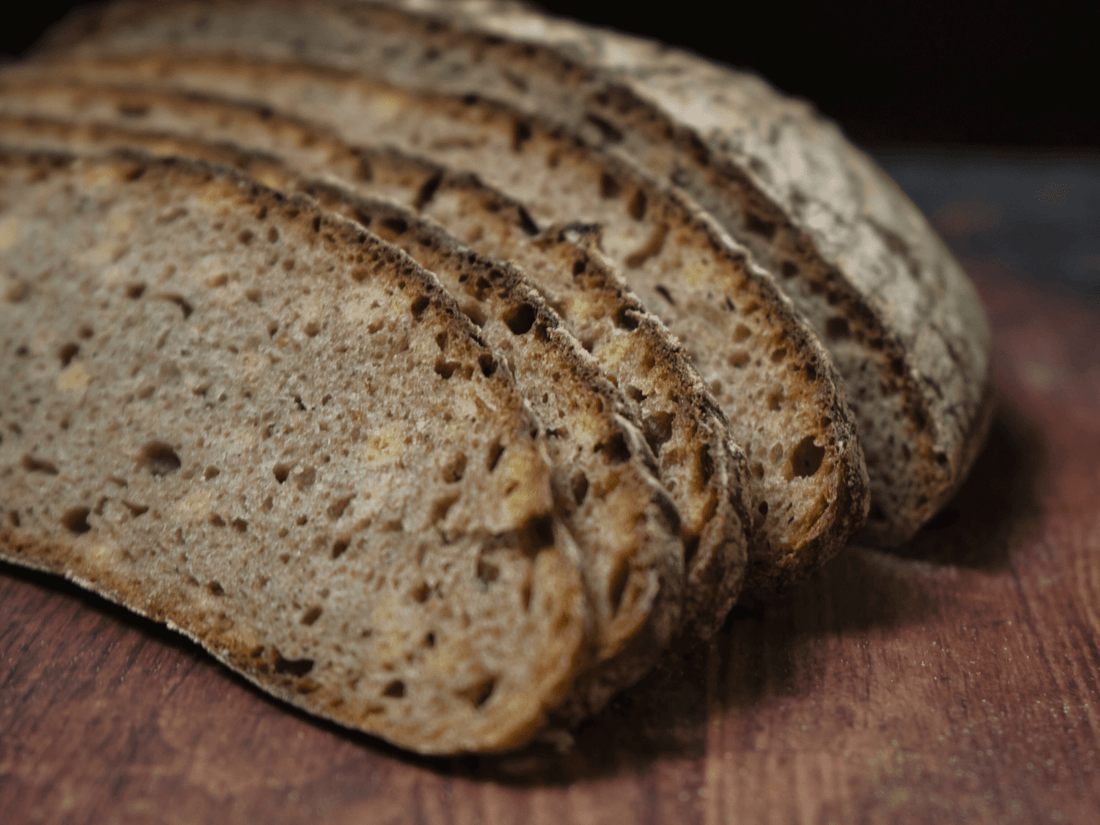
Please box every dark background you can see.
[1,0,1094,150]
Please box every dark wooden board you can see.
[3,169,1100,824]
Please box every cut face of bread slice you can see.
[29,0,991,544]
[0,90,749,633]
[0,148,597,754]
[0,61,868,599]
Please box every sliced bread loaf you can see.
[30,0,992,543]
[0,147,603,754]
[0,60,868,598]
[0,102,746,637]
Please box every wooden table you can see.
[3,154,1099,824]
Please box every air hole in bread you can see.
[767,387,784,411]
[57,343,80,367]
[683,534,701,569]
[302,319,321,337]
[410,581,431,603]
[478,353,497,377]
[780,260,800,278]
[628,189,648,221]
[158,294,193,318]
[733,323,752,343]
[230,518,248,533]
[626,386,645,403]
[572,258,587,277]
[60,506,91,535]
[511,119,532,152]
[654,284,675,305]
[300,606,323,626]
[7,511,19,528]
[430,493,460,524]
[21,455,59,475]
[571,471,589,506]
[203,466,220,480]
[209,513,226,528]
[273,653,314,677]
[273,462,294,484]
[825,317,850,340]
[137,441,181,476]
[788,436,826,479]
[771,348,787,363]
[608,556,630,615]
[383,216,409,236]
[613,306,639,331]
[413,172,444,211]
[423,631,437,648]
[434,358,460,379]
[599,172,620,199]
[728,351,750,369]
[327,495,355,520]
[486,440,504,472]
[503,303,537,335]
[441,453,467,484]
[207,581,224,597]
[382,680,406,698]
[125,283,146,300]
[410,295,431,321]
[266,227,279,243]
[516,206,540,236]
[458,676,497,709]
[331,538,350,560]
[745,213,777,239]
[476,556,500,584]
[122,500,148,518]
[758,501,770,516]
[593,432,630,465]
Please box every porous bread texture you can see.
[0,90,749,631]
[0,60,868,598]
[0,148,593,754]
[29,0,992,544]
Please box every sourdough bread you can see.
[30,0,992,543]
[0,61,868,598]
[0,94,751,643]
[0,148,597,754]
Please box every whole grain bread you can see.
[0,60,868,598]
[0,147,606,753]
[0,90,750,640]
[0,103,748,642]
[29,0,992,544]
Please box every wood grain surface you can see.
[3,188,1100,824]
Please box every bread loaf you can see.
[0,60,869,599]
[0,148,603,753]
[30,0,992,544]
[0,94,750,637]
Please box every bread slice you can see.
[29,0,991,544]
[0,103,745,638]
[0,147,610,754]
[0,131,701,728]
[0,60,868,599]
